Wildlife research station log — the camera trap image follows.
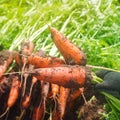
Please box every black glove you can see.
[95,70,120,99]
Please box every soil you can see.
[79,97,106,120]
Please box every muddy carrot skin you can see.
[33,65,91,88]
[50,27,87,65]
[0,50,14,78]
[28,55,65,68]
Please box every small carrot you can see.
[0,76,20,118]
[28,55,65,68]
[29,76,38,98]
[49,27,87,65]
[0,50,14,78]
[21,40,34,66]
[58,86,70,119]
[32,65,91,88]
[22,67,29,97]
[22,95,30,109]
[20,41,34,97]
[51,84,59,99]
[14,52,22,67]
[0,76,12,98]
[32,81,49,120]
[68,87,84,109]
[52,102,61,120]
[50,84,60,120]
[32,101,45,120]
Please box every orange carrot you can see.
[22,95,30,109]
[0,76,20,118]
[32,65,91,88]
[52,103,61,120]
[50,27,87,65]
[7,76,20,107]
[21,40,34,65]
[28,55,65,68]
[58,86,70,119]
[14,52,22,67]
[32,101,45,120]
[51,84,59,99]
[20,41,34,97]
[32,81,49,120]
[68,87,84,109]
[50,84,60,120]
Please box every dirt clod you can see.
[79,97,106,120]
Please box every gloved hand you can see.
[95,70,120,99]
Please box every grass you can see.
[0,0,120,119]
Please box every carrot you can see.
[20,76,37,119]
[0,50,14,78]
[50,84,60,120]
[51,84,59,98]
[32,65,91,88]
[0,77,11,99]
[0,76,20,118]
[32,81,49,120]
[52,102,61,120]
[20,41,34,97]
[49,27,87,65]
[29,76,38,98]
[58,86,70,119]
[21,41,34,66]
[68,87,84,109]
[14,52,22,67]
[22,67,29,97]
[32,101,45,120]
[22,95,30,109]
[28,55,65,68]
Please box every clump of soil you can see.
[79,96,106,120]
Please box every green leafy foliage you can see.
[102,92,120,120]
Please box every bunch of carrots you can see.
[0,26,92,120]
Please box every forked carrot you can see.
[49,27,87,65]
[32,65,91,88]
